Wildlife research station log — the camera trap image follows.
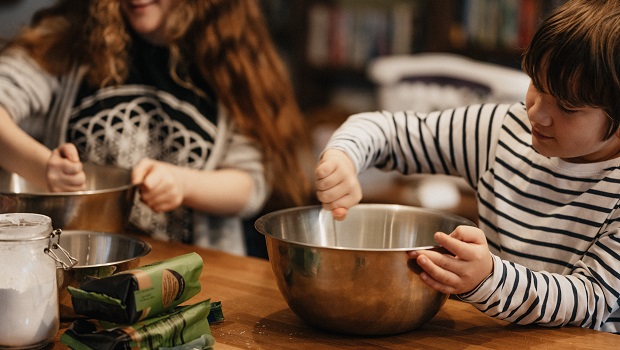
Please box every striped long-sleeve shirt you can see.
[326,102,620,333]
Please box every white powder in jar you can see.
[0,280,59,347]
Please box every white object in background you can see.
[415,176,461,210]
[368,53,531,113]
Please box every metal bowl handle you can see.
[44,229,78,270]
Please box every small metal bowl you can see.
[55,230,151,319]
[255,204,475,335]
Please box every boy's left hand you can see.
[408,225,493,295]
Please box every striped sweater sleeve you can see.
[326,104,509,187]
[459,219,620,331]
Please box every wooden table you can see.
[52,236,617,349]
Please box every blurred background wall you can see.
[0,0,55,40]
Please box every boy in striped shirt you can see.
[315,0,620,333]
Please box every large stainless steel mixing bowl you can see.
[55,230,151,319]
[0,163,136,233]
[254,204,476,335]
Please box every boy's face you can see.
[525,82,620,163]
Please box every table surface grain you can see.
[52,235,618,350]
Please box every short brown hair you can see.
[522,0,620,139]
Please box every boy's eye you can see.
[558,104,579,114]
[561,107,578,114]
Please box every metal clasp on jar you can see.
[44,229,78,270]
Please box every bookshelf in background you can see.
[294,0,431,111]
[260,0,565,113]
[305,0,424,69]
[450,0,566,65]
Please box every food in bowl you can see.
[254,204,475,335]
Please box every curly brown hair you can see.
[4,0,310,207]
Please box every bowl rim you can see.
[59,230,152,269]
[0,163,136,196]
[254,203,476,252]
[0,185,136,197]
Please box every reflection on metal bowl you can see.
[0,163,136,233]
[55,230,151,319]
[254,204,476,335]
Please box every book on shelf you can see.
[306,2,419,69]
[459,0,563,51]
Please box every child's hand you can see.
[46,143,86,192]
[132,158,184,213]
[408,225,493,295]
[314,149,362,220]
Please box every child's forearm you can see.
[0,106,52,189]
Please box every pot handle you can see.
[45,229,78,270]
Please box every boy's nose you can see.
[528,96,553,127]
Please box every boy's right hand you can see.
[314,149,362,220]
[46,143,86,192]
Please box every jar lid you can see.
[0,213,52,241]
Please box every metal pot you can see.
[0,163,136,233]
[255,204,476,335]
